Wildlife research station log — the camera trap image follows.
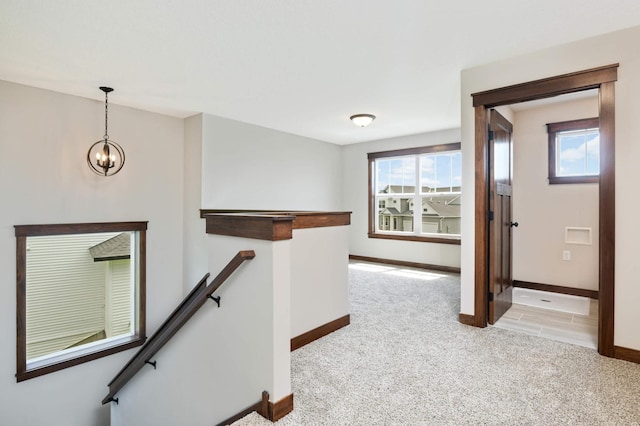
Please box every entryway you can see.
[470,64,618,357]
[490,89,600,350]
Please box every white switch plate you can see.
[563,250,571,261]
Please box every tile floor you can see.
[493,299,598,349]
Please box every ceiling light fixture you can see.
[350,114,376,127]
[87,87,125,176]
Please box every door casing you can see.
[470,64,618,357]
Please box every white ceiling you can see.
[1,1,639,145]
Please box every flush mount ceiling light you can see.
[87,87,125,177]
[350,113,376,127]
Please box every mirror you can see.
[15,222,147,382]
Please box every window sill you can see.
[368,232,461,245]
[549,176,599,184]
[17,335,146,382]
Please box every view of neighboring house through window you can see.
[15,221,147,382]
[25,232,135,361]
[547,117,599,184]
[368,143,461,243]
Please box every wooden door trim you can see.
[473,106,489,327]
[472,64,618,107]
[470,64,618,357]
[598,81,615,356]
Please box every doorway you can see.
[470,64,618,357]
[495,91,600,348]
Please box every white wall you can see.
[512,97,599,291]
[201,114,343,211]
[341,129,461,268]
[183,114,209,293]
[0,81,184,426]
[460,25,640,350]
[112,234,291,426]
[291,226,349,337]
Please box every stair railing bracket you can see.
[208,295,221,307]
[145,360,157,370]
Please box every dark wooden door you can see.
[488,109,514,324]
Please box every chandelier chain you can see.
[104,91,109,140]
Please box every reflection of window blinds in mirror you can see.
[565,227,592,245]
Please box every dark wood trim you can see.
[200,209,295,218]
[367,143,462,243]
[103,251,256,404]
[367,142,461,160]
[15,235,26,382]
[256,391,269,419]
[291,315,350,351]
[349,254,460,274]
[290,212,350,229]
[472,64,619,107]
[17,337,146,383]
[367,232,461,245]
[458,313,476,326]
[201,211,351,239]
[598,81,615,357]
[513,280,598,299]
[368,157,374,239]
[200,210,351,228]
[205,214,295,241]
[258,390,270,421]
[472,64,618,358]
[547,117,599,184]
[215,390,295,424]
[139,228,147,345]
[546,117,599,133]
[548,176,599,185]
[15,222,148,382]
[614,346,640,365]
[215,391,270,426]
[474,105,489,328]
[269,393,294,422]
[14,221,148,237]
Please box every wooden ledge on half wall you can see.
[200,210,351,241]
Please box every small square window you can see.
[547,117,599,184]
[15,222,147,382]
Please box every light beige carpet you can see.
[232,262,640,425]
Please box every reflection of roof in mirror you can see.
[89,233,130,262]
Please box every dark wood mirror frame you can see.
[15,221,147,382]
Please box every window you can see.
[368,143,461,244]
[15,222,147,382]
[547,117,599,184]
